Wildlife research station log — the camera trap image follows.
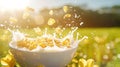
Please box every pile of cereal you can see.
[17,37,71,50]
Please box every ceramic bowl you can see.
[9,41,77,67]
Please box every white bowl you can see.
[9,42,77,67]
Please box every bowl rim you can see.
[9,41,78,53]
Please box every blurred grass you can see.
[0,27,120,67]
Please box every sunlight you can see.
[0,0,29,11]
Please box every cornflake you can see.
[55,27,62,34]
[48,18,56,26]
[63,6,69,13]
[62,38,70,48]
[17,38,37,50]
[49,10,54,15]
[17,37,72,50]
[34,27,42,34]
[63,14,71,19]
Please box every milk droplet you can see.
[80,22,84,26]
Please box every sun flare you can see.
[0,0,29,10]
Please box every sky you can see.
[0,0,120,11]
[29,0,120,10]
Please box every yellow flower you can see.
[72,59,78,63]
[67,58,97,67]
[78,58,94,67]
[79,58,87,67]
[1,54,15,67]
[86,59,94,67]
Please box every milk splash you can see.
[8,27,88,52]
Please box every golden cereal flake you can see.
[63,6,69,13]
[38,42,47,48]
[62,38,70,47]
[55,27,62,34]
[54,39,61,47]
[34,27,42,34]
[17,38,37,50]
[48,43,54,47]
[17,40,27,48]
[49,10,54,15]
[47,18,56,26]
[27,42,37,50]
[45,38,54,47]
[63,14,71,19]
[17,37,72,50]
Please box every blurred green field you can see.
[0,27,120,67]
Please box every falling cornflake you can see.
[49,10,54,15]
[63,6,69,13]
[55,27,62,34]
[9,17,18,23]
[47,18,56,26]
[23,7,34,19]
[34,27,42,34]
[63,13,71,19]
